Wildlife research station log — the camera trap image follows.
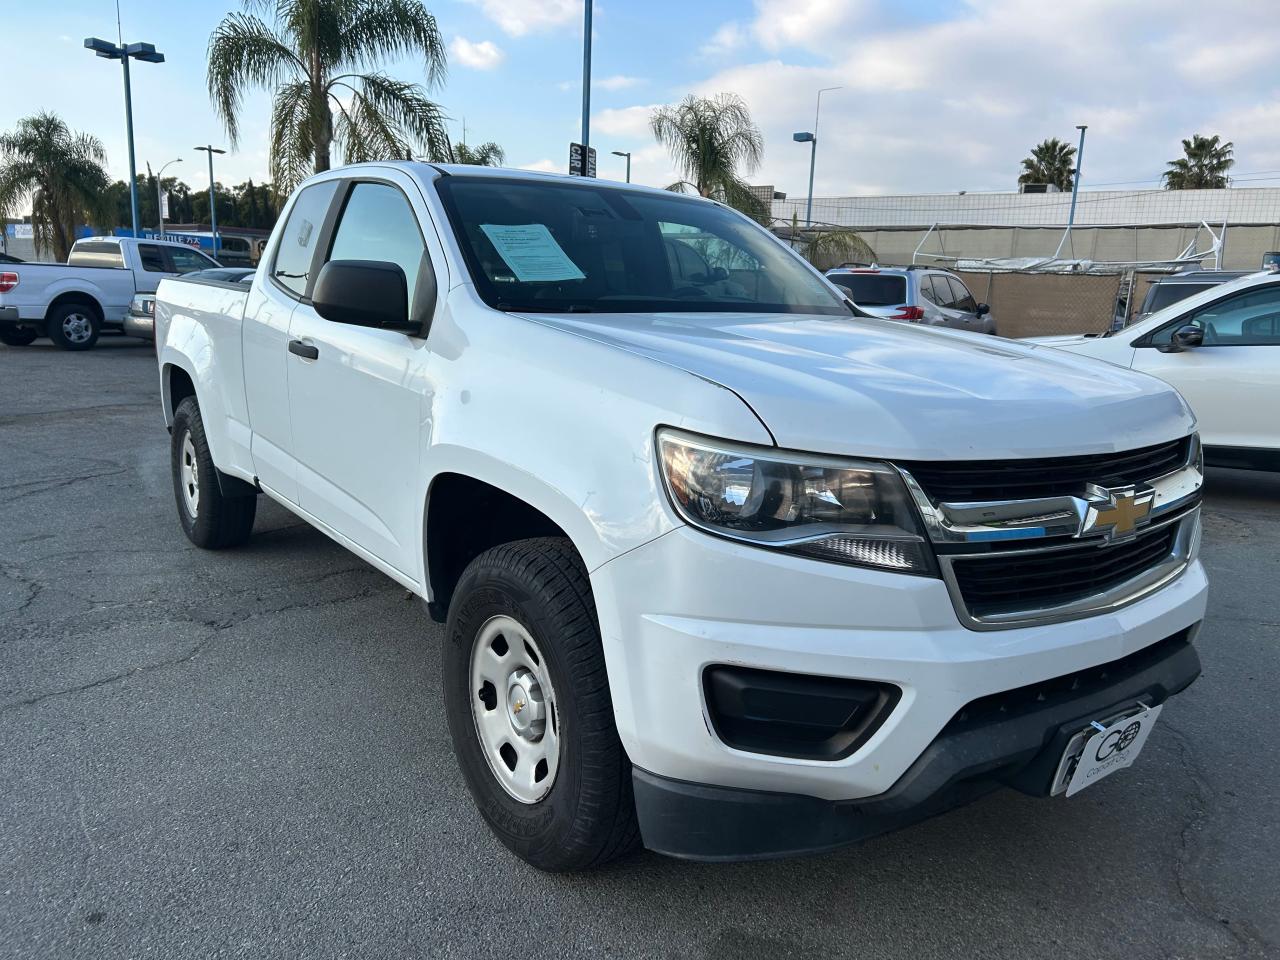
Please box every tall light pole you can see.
[611,150,631,183]
[581,0,593,151]
[155,157,182,236]
[85,37,165,239]
[792,86,842,228]
[194,145,226,259]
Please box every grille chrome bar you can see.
[897,434,1202,630]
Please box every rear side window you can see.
[272,180,339,297]
[922,275,953,306]
[168,246,216,274]
[829,273,906,306]
[68,241,124,268]
[947,276,978,311]
[137,244,167,272]
[1142,282,1213,315]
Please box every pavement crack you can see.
[0,561,44,615]
[1162,718,1271,958]
[0,629,219,715]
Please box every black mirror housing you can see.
[976,303,990,316]
[312,260,409,329]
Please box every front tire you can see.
[171,396,256,549]
[0,326,38,346]
[443,538,640,872]
[45,303,100,351]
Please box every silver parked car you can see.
[826,266,996,334]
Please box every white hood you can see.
[521,311,1194,461]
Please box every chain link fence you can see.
[953,271,1124,338]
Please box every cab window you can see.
[1151,285,1280,347]
[325,182,427,316]
[137,244,168,273]
[168,246,216,274]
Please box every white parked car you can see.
[0,236,219,350]
[1030,270,1279,472]
[155,163,1206,869]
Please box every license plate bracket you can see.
[1051,702,1163,798]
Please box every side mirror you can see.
[312,259,409,329]
[975,303,990,317]
[1159,323,1203,353]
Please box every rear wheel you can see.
[170,396,256,549]
[46,303,100,351]
[443,537,640,871]
[0,326,38,346]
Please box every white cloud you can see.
[598,75,645,91]
[700,22,746,57]
[751,0,870,53]
[450,36,505,70]
[593,104,662,139]
[519,158,561,173]
[464,0,579,37]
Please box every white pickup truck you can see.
[155,163,1207,870]
[0,236,220,350]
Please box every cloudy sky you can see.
[5,0,1280,203]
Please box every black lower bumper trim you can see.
[634,629,1201,862]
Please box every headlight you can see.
[657,429,936,574]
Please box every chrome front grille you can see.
[898,435,1203,630]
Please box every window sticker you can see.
[479,223,586,282]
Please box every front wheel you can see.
[170,396,256,549]
[443,538,639,872]
[0,326,38,346]
[46,303,100,351]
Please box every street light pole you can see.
[581,0,592,151]
[156,157,182,236]
[85,38,165,239]
[194,145,226,259]
[611,150,631,183]
[801,86,842,228]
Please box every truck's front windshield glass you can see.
[435,176,849,316]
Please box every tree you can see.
[208,0,451,193]
[650,93,767,219]
[452,141,504,166]
[0,112,112,260]
[1163,134,1234,190]
[1018,137,1076,191]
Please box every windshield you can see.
[435,176,849,315]
[826,273,907,306]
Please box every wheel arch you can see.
[421,465,593,622]
[45,290,104,324]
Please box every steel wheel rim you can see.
[179,432,199,518]
[468,615,561,804]
[62,312,92,344]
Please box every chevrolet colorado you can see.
[154,163,1207,870]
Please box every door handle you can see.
[288,339,319,360]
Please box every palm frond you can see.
[337,0,447,88]
[207,11,304,146]
[346,72,451,162]
[268,81,318,192]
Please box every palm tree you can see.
[0,112,112,261]
[208,0,451,193]
[1018,137,1076,191]
[1163,134,1234,189]
[452,141,504,166]
[650,93,767,219]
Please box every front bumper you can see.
[633,627,1200,860]
[589,523,1208,854]
[123,311,155,339]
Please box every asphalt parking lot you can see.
[1,337,1277,960]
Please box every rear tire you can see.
[0,326,38,346]
[45,302,100,351]
[171,396,256,549]
[443,537,640,872]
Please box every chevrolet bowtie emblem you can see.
[513,699,525,714]
[1081,484,1155,542]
